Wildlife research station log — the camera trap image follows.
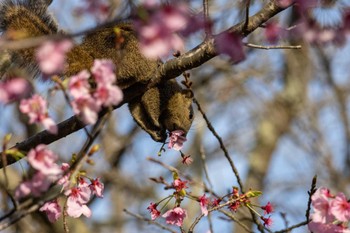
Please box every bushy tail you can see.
[0,0,58,77]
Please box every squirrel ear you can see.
[182,89,193,99]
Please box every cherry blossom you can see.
[215,32,245,63]
[264,21,282,44]
[147,202,161,220]
[162,207,187,227]
[68,70,91,99]
[173,178,188,192]
[134,2,192,58]
[39,199,62,223]
[261,216,273,228]
[19,94,57,134]
[261,202,274,215]
[0,78,31,104]
[65,186,92,218]
[330,192,350,222]
[181,155,193,165]
[27,144,60,175]
[91,59,116,84]
[89,178,104,198]
[66,197,92,218]
[93,84,123,107]
[65,186,92,204]
[15,172,51,199]
[168,130,187,151]
[36,39,73,76]
[199,194,209,216]
[71,95,101,125]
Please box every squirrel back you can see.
[0,0,194,142]
[0,0,58,77]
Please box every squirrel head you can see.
[161,89,194,138]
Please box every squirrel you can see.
[0,0,194,142]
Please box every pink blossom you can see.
[199,194,209,216]
[71,95,101,124]
[330,192,350,222]
[19,94,57,134]
[66,197,92,218]
[134,2,191,58]
[39,199,62,223]
[229,201,240,212]
[0,78,31,104]
[162,207,187,227]
[212,198,222,207]
[41,118,59,135]
[264,21,282,44]
[173,178,188,192]
[311,187,334,223]
[261,216,273,228]
[65,186,92,204]
[15,172,51,199]
[91,59,116,84]
[89,178,104,198]
[14,181,31,199]
[215,32,245,63]
[93,83,123,107]
[68,70,91,99]
[261,202,274,215]
[36,39,73,75]
[147,202,161,220]
[181,155,193,165]
[57,163,71,190]
[168,130,187,151]
[27,144,61,176]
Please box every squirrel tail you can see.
[0,0,58,77]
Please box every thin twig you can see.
[243,0,251,32]
[147,157,179,174]
[274,221,309,233]
[306,175,317,222]
[188,195,249,233]
[193,98,244,192]
[244,43,302,50]
[123,209,177,233]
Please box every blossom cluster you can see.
[308,187,350,233]
[147,173,273,228]
[133,0,204,59]
[14,144,104,222]
[69,59,123,125]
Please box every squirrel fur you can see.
[0,0,193,142]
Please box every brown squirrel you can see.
[0,0,194,142]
